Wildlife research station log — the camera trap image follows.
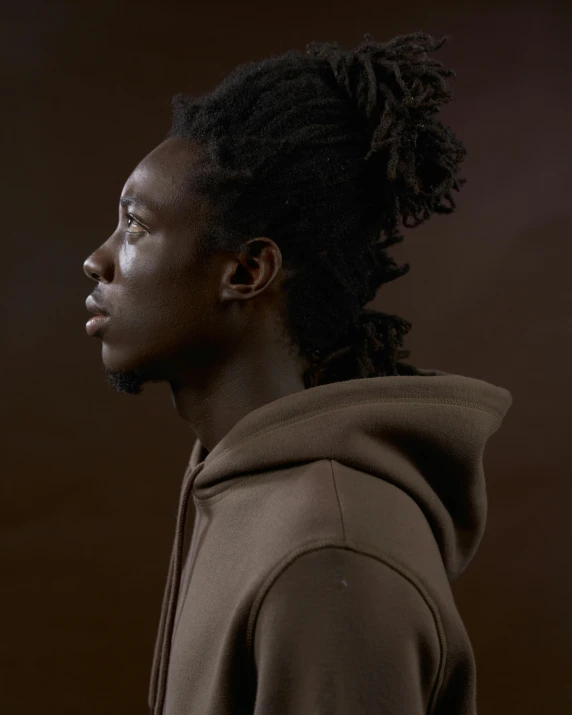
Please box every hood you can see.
[185,368,512,581]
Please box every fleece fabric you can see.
[148,368,512,714]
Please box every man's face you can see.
[83,136,223,394]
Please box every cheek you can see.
[154,276,215,339]
[139,246,219,339]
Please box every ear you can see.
[219,238,283,302]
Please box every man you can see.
[83,30,512,715]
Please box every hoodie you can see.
[148,369,513,715]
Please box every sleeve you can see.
[251,547,442,715]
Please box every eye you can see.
[126,214,141,231]
[124,213,146,238]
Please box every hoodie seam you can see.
[329,460,347,543]
[246,542,446,715]
[193,396,502,503]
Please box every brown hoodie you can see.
[148,369,513,714]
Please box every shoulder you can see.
[249,546,445,713]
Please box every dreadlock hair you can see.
[166,31,467,389]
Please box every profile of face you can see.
[83,137,236,396]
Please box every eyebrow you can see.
[119,196,158,213]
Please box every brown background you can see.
[3,1,571,712]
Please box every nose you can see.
[83,254,101,281]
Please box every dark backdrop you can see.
[3,1,571,713]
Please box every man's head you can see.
[83,31,467,398]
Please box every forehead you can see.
[121,137,204,212]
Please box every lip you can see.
[85,295,110,317]
[86,315,110,337]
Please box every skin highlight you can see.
[83,136,312,454]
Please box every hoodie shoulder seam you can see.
[329,459,347,543]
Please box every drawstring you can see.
[148,548,175,710]
[149,461,205,715]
